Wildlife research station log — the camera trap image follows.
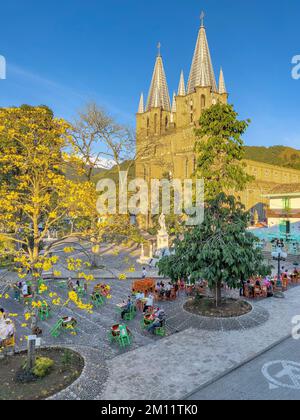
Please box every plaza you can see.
[1,1,300,403]
[0,238,299,400]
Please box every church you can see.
[135,13,300,225]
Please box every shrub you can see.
[61,349,73,367]
[32,357,54,378]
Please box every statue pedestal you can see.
[156,231,169,252]
[137,243,152,265]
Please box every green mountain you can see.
[244,146,300,171]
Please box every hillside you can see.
[244,146,300,171]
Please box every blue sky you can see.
[0,0,299,148]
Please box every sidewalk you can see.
[100,287,300,400]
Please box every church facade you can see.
[135,15,300,223]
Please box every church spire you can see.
[171,92,177,113]
[146,43,171,112]
[187,12,217,94]
[177,71,186,96]
[170,92,176,123]
[138,93,144,114]
[218,68,227,94]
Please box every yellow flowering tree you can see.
[0,105,97,275]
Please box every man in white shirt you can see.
[22,283,28,297]
[144,293,154,312]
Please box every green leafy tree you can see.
[158,194,270,307]
[195,103,253,199]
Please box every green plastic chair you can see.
[50,318,63,338]
[123,304,137,321]
[91,293,105,308]
[154,325,166,337]
[24,295,33,305]
[58,281,67,289]
[77,286,86,298]
[117,325,132,348]
[38,303,51,321]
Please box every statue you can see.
[156,213,169,252]
[158,213,167,234]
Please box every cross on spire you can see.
[157,42,161,57]
[200,11,205,27]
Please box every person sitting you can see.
[147,309,166,334]
[0,308,6,320]
[143,293,154,313]
[135,291,145,311]
[22,282,29,297]
[0,318,15,348]
[165,282,172,299]
[246,280,254,297]
[121,297,133,320]
[267,282,274,297]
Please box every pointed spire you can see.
[187,13,217,94]
[171,92,177,113]
[219,68,227,94]
[153,85,161,108]
[146,44,171,112]
[177,71,186,96]
[138,93,144,114]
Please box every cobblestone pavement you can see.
[100,286,300,400]
[1,242,299,400]
[187,337,300,401]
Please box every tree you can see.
[70,102,165,183]
[158,193,270,307]
[70,103,135,181]
[0,105,95,273]
[195,103,253,199]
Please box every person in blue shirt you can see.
[121,297,133,319]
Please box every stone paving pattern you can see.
[101,286,300,400]
[1,243,300,400]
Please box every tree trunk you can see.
[27,337,36,372]
[215,281,222,308]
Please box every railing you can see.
[266,209,300,218]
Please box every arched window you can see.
[201,94,206,109]
[165,116,168,130]
[143,165,147,180]
[190,113,193,123]
[185,159,189,178]
[147,117,150,136]
[193,155,197,172]
[154,114,158,134]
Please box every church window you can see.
[185,159,189,177]
[147,117,150,136]
[165,116,168,130]
[154,114,158,134]
[193,156,197,172]
[201,94,206,108]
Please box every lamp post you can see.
[272,240,287,289]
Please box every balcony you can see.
[266,208,300,218]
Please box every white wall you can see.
[270,197,300,210]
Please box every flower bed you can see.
[0,347,84,400]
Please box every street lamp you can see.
[272,240,287,289]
